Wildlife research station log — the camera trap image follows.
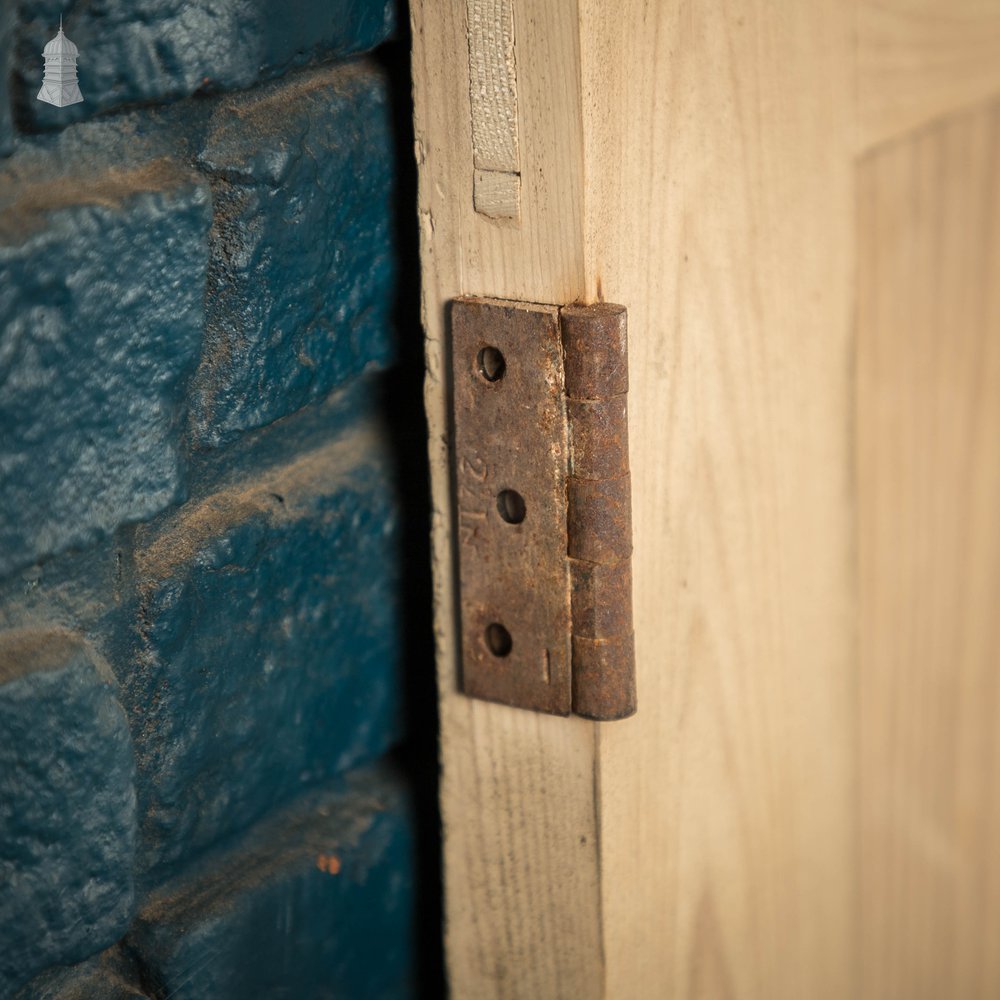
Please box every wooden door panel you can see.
[580,3,855,996]
[859,0,1000,150]
[412,3,1000,996]
[858,100,1000,999]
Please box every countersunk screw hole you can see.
[496,489,526,524]
[484,622,513,657]
[477,346,506,382]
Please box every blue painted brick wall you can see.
[128,416,404,884]
[128,764,414,1000]
[0,174,211,577]
[15,950,150,1000]
[0,630,137,996]
[8,0,394,134]
[0,6,428,996]
[190,64,397,446]
[12,764,414,1000]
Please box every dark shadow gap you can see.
[373,15,445,999]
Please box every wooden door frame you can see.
[410,2,1000,996]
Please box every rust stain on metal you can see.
[451,297,572,715]
[561,303,628,398]
[450,298,636,720]
[562,304,636,721]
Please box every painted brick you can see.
[126,413,404,882]
[0,60,395,458]
[0,161,211,578]
[189,62,397,446]
[128,764,414,1000]
[14,949,150,1000]
[12,0,394,131]
[0,629,138,998]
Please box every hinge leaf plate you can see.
[451,297,573,715]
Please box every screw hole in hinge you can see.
[484,622,513,657]
[477,346,506,382]
[496,489,526,524]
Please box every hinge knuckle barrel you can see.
[563,303,637,721]
[567,477,633,564]
[561,304,629,398]
[569,558,632,639]
[566,398,629,480]
[572,633,637,721]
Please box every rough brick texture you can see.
[0,170,210,577]
[128,765,414,1000]
[0,6,423,994]
[190,63,397,446]
[0,58,397,572]
[12,0,394,131]
[15,949,150,1000]
[128,415,404,882]
[0,629,138,997]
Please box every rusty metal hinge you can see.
[450,297,636,721]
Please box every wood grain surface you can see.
[410,2,602,997]
[580,2,856,996]
[859,0,1000,149]
[858,99,1000,1000]
[412,1,1000,996]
